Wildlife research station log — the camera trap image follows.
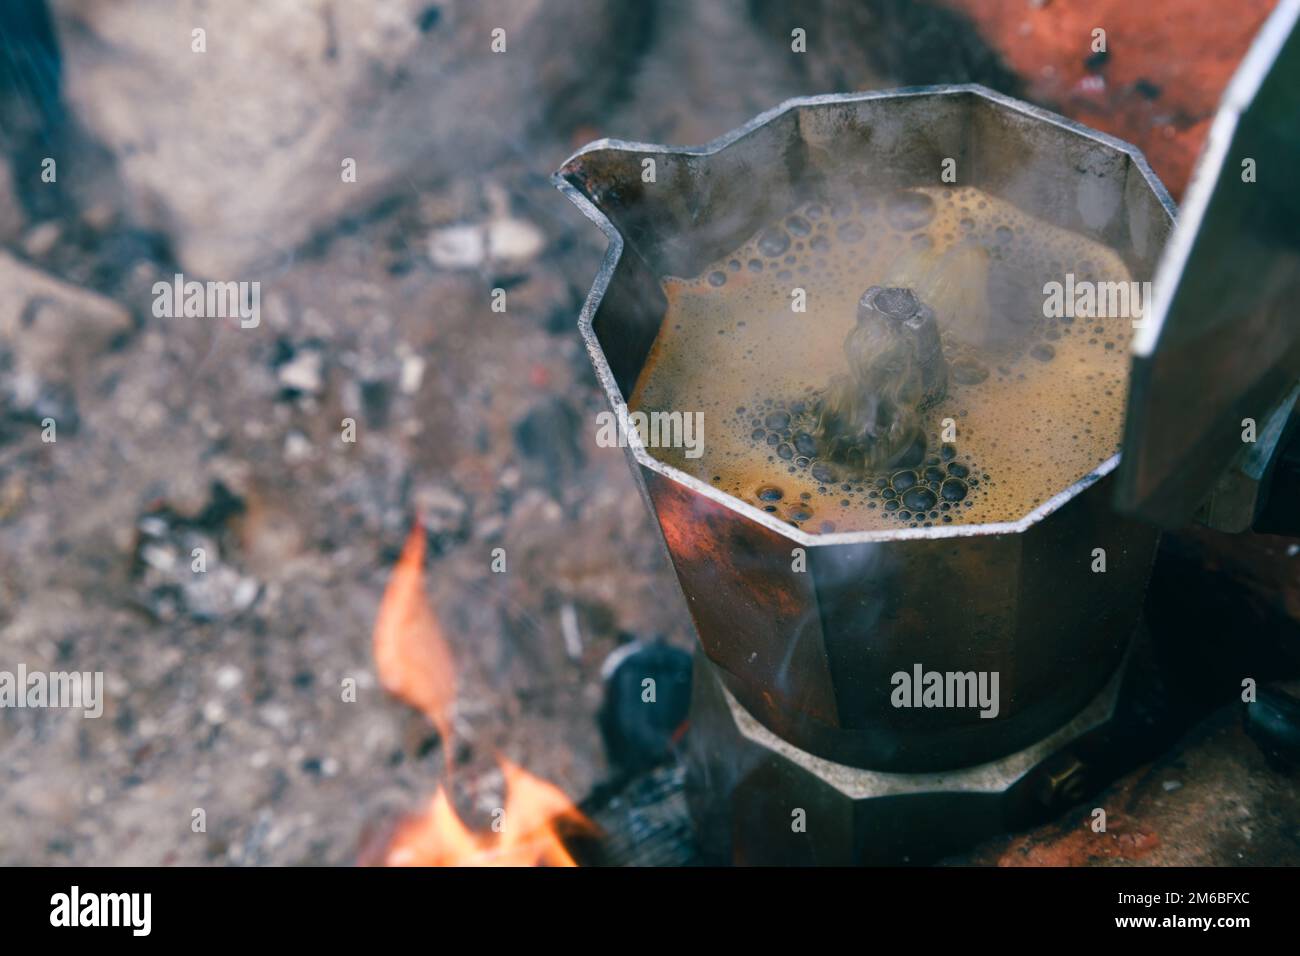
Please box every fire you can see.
[371,521,594,866]
[372,521,456,757]
[384,757,593,867]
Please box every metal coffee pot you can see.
[556,8,1300,862]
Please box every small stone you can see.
[486,216,544,263]
[398,351,426,395]
[429,224,486,269]
[284,431,313,462]
[277,350,324,395]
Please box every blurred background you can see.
[1,0,1294,866]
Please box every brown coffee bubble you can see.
[902,486,938,511]
[788,503,814,521]
[837,222,866,243]
[951,358,990,385]
[765,410,790,430]
[891,470,918,491]
[758,229,791,257]
[787,215,812,236]
[708,270,727,286]
[886,190,936,230]
[811,463,837,484]
[757,485,784,502]
[1030,343,1056,362]
[940,478,969,501]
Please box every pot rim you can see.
[553,84,1176,547]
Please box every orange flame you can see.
[372,521,594,866]
[373,521,457,757]
[384,756,594,867]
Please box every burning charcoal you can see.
[598,641,692,774]
[812,286,948,474]
[573,764,696,867]
[1243,686,1300,771]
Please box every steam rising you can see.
[813,286,948,473]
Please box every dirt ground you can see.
[0,0,845,865]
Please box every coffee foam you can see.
[630,186,1134,534]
